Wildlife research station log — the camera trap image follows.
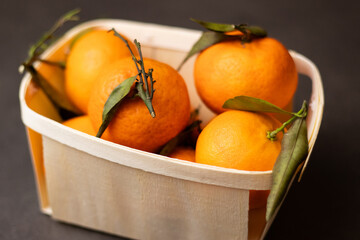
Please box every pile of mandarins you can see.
[39,26,297,209]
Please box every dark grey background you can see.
[1,0,359,239]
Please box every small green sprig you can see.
[21,8,80,70]
[96,29,156,138]
[223,95,307,141]
[19,9,81,116]
[267,105,307,141]
[110,28,155,117]
[266,101,308,221]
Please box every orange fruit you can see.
[196,110,283,170]
[195,110,283,209]
[88,57,191,152]
[62,115,96,136]
[168,146,196,162]
[65,29,136,113]
[194,37,298,114]
[25,81,63,122]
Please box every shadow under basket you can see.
[19,19,324,240]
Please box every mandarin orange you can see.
[65,29,136,113]
[62,115,96,136]
[168,146,196,162]
[88,57,190,152]
[195,110,283,209]
[194,37,297,114]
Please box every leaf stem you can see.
[108,29,140,72]
[148,68,155,99]
[267,102,307,141]
[267,115,296,141]
[135,40,150,98]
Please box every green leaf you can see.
[19,10,82,118]
[235,25,267,38]
[27,8,80,63]
[96,75,137,138]
[177,31,231,71]
[159,119,201,156]
[223,96,294,115]
[191,18,235,32]
[266,102,309,221]
[159,136,180,156]
[24,65,81,115]
[59,8,80,23]
[178,20,267,71]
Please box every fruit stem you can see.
[267,102,307,141]
[134,40,149,98]
[109,28,156,118]
[267,115,296,141]
[109,29,140,72]
[148,68,155,99]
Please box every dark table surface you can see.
[1,0,359,239]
